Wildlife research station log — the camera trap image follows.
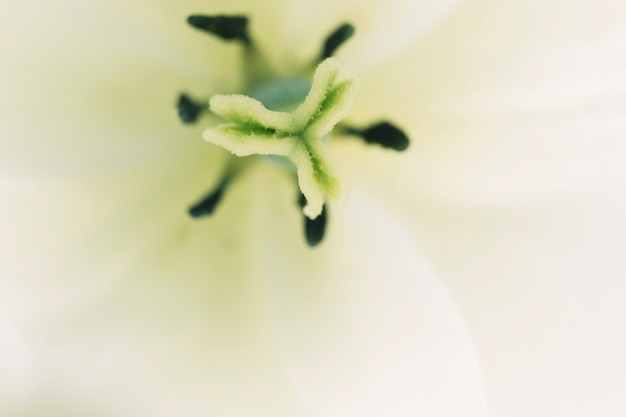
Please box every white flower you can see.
[1,0,625,416]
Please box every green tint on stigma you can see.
[204,58,360,219]
[176,17,409,246]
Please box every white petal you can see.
[0,0,295,175]
[0,160,487,416]
[279,0,461,72]
[0,0,245,174]
[260,187,489,417]
[0,0,458,174]
[355,0,626,124]
[339,1,626,415]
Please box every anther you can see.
[188,180,229,218]
[344,121,410,151]
[187,15,251,45]
[319,23,355,61]
[299,194,328,247]
[177,93,207,124]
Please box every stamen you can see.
[187,15,251,45]
[188,180,229,218]
[177,93,207,124]
[344,121,410,151]
[299,194,328,247]
[175,15,407,247]
[319,23,355,61]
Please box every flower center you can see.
[246,77,311,172]
[247,78,312,112]
[176,15,410,246]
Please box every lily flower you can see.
[1,0,625,416]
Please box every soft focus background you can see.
[1,0,625,416]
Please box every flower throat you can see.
[176,15,409,247]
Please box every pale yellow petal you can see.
[280,0,462,72]
[0,162,487,416]
[0,1,242,174]
[339,1,626,415]
[262,186,488,417]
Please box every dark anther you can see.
[345,121,410,151]
[319,23,355,60]
[177,93,206,124]
[188,180,229,218]
[299,194,328,247]
[187,15,251,44]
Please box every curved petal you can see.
[339,1,626,415]
[0,0,298,175]
[261,187,488,417]
[0,0,459,176]
[0,158,487,416]
[355,0,626,124]
[280,0,461,72]
[0,0,232,174]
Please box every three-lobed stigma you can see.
[204,58,360,220]
[176,16,410,246]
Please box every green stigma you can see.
[203,58,360,219]
[177,17,409,246]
